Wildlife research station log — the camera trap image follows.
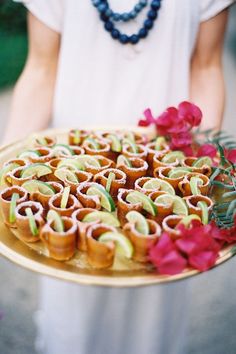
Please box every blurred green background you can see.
[0,0,27,90]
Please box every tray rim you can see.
[0,127,235,288]
[0,235,235,287]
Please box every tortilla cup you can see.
[85,156,115,175]
[72,208,99,251]
[86,223,116,269]
[118,157,148,189]
[122,144,147,161]
[184,195,213,218]
[117,188,142,226]
[178,172,210,197]
[124,219,161,263]
[94,168,126,200]
[181,157,212,177]
[76,182,101,209]
[162,215,184,239]
[0,186,29,228]
[48,193,82,217]
[15,201,44,242]
[40,216,77,261]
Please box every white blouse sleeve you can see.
[200,0,235,21]
[14,0,64,33]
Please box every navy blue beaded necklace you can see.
[91,0,162,45]
[92,0,148,22]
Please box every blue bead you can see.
[130,34,139,44]
[140,0,148,5]
[148,9,157,20]
[138,27,148,38]
[129,10,137,19]
[151,0,161,10]
[112,13,121,21]
[104,21,113,31]
[92,0,100,6]
[111,29,120,39]
[98,3,107,13]
[100,12,109,21]
[134,3,142,12]
[144,19,153,29]
[105,8,112,17]
[122,13,130,21]
[120,34,129,44]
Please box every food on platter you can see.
[1,101,236,276]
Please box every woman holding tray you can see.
[3,1,235,353]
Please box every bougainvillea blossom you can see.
[149,233,187,275]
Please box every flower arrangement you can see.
[139,101,236,275]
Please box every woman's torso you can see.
[53,0,202,128]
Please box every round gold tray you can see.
[0,128,235,287]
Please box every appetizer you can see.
[1,101,235,276]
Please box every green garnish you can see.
[9,193,20,223]
[25,207,39,236]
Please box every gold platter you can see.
[0,128,235,287]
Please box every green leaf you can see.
[211,200,236,229]
[231,246,236,256]
[222,191,236,199]
[222,140,236,146]
[211,181,234,190]
[217,144,229,166]
[226,199,236,219]
[225,144,236,150]
[212,131,233,142]
[210,167,224,183]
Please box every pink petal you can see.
[179,145,194,156]
[156,250,187,275]
[171,131,193,148]
[156,107,179,127]
[167,121,190,134]
[149,233,187,275]
[189,251,218,271]
[143,108,156,124]
[227,149,236,164]
[149,232,175,258]
[197,144,217,158]
[178,101,202,127]
[176,237,197,254]
[138,119,150,127]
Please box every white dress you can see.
[19,1,234,353]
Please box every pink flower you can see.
[149,233,187,275]
[178,101,202,127]
[197,144,217,159]
[138,108,156,127]
[148,221,229,275]
[189,251,219,272]
[180,145,194,156]
[138,101,202,137]
[156,107,188,136]
[171,131,193,149]
[138,101,204,156]
[225,149,236,164]
[176,222,221,271]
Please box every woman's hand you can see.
[2,12,60,145]
[190,9,229,131]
